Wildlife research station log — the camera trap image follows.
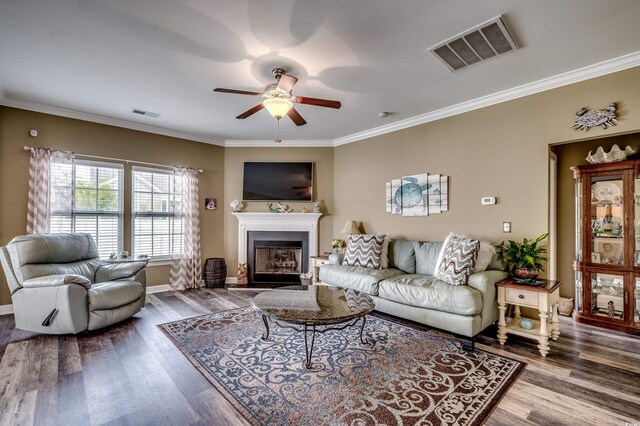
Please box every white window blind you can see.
[49,159,124,259]
[132,167,184,260]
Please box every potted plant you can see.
[499,233,549,284]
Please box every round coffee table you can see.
[251,285,375,369]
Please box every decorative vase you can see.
[512,268,539,284]
[519,318,534,330]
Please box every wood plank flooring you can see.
[0,287,638,425]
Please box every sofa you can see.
[0,233,148,334]
[319,239,507,346]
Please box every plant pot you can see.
[512,267,539,284]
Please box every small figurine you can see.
[230,199,244,212]
[267,202,291,213]
[298,207,307,213]
[607,300,615,317]
[237,263,248,286]
[313,200,322,213]
[109,252,117,261]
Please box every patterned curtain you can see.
[26,147,73,234]
[170,167,203,290]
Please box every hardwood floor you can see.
[0,288,638,425]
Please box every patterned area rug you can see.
[159,308,524,425]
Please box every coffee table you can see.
[251,285,375,369]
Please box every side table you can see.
[496,277,561,357]
[310,255,330,284]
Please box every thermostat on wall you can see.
[481,197,496,205]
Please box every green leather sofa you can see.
[319,239,507,346]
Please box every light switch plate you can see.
[503,222,511,233]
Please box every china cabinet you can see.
[572,160,640,333]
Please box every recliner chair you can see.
[0,233,147,334]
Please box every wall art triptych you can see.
[385,173,449,217]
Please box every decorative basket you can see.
[203,258,227,288]
[558,297,574,316]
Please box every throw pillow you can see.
[342,234,387,269]
[471,240,496,273]
[436,233,480,285]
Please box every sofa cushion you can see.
[414,242,443,276]
[343,234,386,269]
[319,264,404,295]
[388,240,417,273]
[89,280,144,310]
[378,275,483,316]
[435,234,480,285]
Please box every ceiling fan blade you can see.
[295,96,341,109]
[276,74,298,94]
[214,88,264,96]
[287,107,307,126]
[236,104,264,119]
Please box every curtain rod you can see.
[23,146,203,173]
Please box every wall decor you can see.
[401,174,430,217]
[390,179,402,215]
[205,198,217,210]
[385,173,449,216]
[571,102,617,131]
[586,144,636,164]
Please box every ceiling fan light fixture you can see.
[263,97,293,119]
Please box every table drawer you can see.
[506,288,539,307]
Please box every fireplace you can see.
[248,231,309,285]
[232,212,322,288]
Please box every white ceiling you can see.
[1,0,639,145]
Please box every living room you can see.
[1,1,639,425]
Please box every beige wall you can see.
[0,107,225,305]
[223,148,334,275]
[333,66,640,297]
[552,133,640,298]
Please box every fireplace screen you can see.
[255,247,302,275]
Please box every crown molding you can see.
[225,140,334,148]
[333,50,640,146]
[0,98,225,146]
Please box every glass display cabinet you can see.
[572,160,640,333]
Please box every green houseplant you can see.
[499,233,549,283]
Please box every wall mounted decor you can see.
[386,173,449,217]
[205,198,217,210]
[571,102,617,131]
[586,144,635,164]
[401,174,430,217]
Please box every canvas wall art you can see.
[384,173,449,217]
[401,174,430,217]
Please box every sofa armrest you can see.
[467,270,509,331]
[96,262,147,282]
[22,274,91,289]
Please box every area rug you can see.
[158,308,524,425]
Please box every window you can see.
[50,159,124,259]
[132,167,183,260]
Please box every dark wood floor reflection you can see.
[0,287,638,425]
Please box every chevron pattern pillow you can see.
[342,234,387,269]
[436,234,480,285]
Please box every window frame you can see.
[49,158,124,259]
[131,166,183,261]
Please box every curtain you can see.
[26,147,73,234]
[170,167,203,290]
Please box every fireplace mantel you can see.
[232,212,322,272]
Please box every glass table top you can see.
[251,285,374,324]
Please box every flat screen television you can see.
[242,162,313,201]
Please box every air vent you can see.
[429,16,518,72]
[131,108,160,118]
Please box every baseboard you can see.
[146,284,171,294]
[0,304,14,315]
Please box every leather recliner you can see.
[0,233,147,334]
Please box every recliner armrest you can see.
[96,262,147,282]
[22,274,91,289]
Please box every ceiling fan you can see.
[213,68,341,127]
